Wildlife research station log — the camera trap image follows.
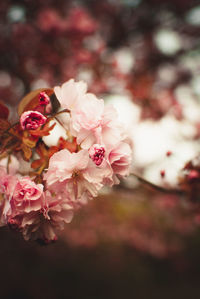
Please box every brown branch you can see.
[52,108,70,117]
[3,122,18,134]
[6,154,11,174]
[129,172,185,195]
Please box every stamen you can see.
[89,144,105,166]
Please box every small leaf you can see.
[0,119,10,134]
[0,135,13,153]
[0,101,9,119]
[57,137,77,153]
[22,134,38,148]
[31,159,44,170]
[21,144,32,161]
[30,142,58,174]
[50,93,60,113]
[28,121,56,137]
[48,146,59,158]
[18,88,53,116]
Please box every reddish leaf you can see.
[0,122,21,154]
[31,142,59,175]
[0,119,10,134]
[28,121,56,137]
[0,101,9,119]
[31,143,49,173]
[22,134,38,148]
[0,135,12,153]
[48,146,59,158]
[18,88,53,116]
[21,144,32,161]
[31,159,44,170]
[57,137,77,153]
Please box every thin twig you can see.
[52,108,70,117]
[130,172,185,195]
[3,122,18,134]
[6,154,11,174]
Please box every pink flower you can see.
[0,167,18,226]
[10,177,44,214]
[54,80,121,151]
[88,141,132,186]
[91,141,132,187]
[109,142,132,177]
[70,93,104,148]
[44,149,110,205]
[99,105,125,147]
[20,110,47,130]
[39,91,50,106]
[19,191,74,241]
[54,79,87,110]
[71,93,104,131]
[104,142,132,186]
[0,166,18,198]
[37,9,68,34]
[66,7,98,35]
[75,105,123,149]
[89,144,105,166]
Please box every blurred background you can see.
[1,0,200,298]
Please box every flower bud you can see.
[39,92,50,106]
[20,111,47,130]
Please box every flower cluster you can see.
[0,79,132,243]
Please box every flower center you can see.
[19,190,25,197]
[89,144,105,166]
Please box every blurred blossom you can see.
[104,93,141,129]
[37,9,67,34]
[154,29,182,56]
[31,79,50,90]
[191,76,200,96]
[7,5,26,23]
[66,7,98,36]
[175,85,200,122]
[77,68,93,85]
[0,71,11,88]
[157,64,177,84]
[186,6,200,26]
[113,47,135,74]
[132,115,199,185]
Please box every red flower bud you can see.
[20,110,47,130]
[39,92,50,106]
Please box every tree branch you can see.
[128,172,185,195]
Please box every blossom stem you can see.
[6,154,11,174]
[52,108,70,117]
[3,122,18,134]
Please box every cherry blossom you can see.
[54,79,87,110]
[20,110,47,130]
[0,78,132,242]
[39,92,50,106]
[10,177,44,214]
[44,149,111,205]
